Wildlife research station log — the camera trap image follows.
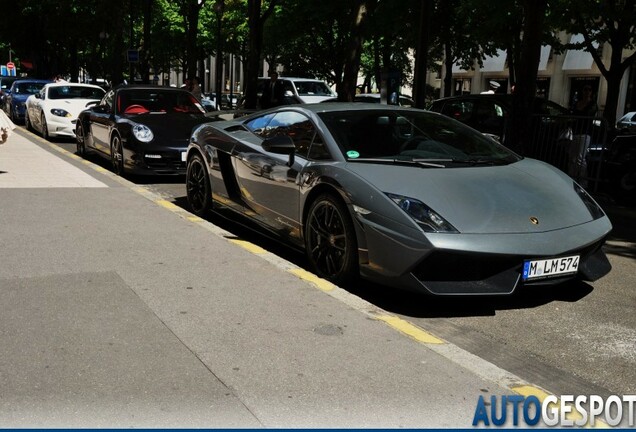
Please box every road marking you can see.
[375,314,445,344]
[288,268,335,292]
[229,239,267,255]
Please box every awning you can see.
[480,49,507,72]
[538,46,551,71]
[562,34,597,70]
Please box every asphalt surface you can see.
[1,129,633,428]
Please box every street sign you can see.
[6,62,15,70]
[127,50,139,63]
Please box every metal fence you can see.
[525,114,609,192]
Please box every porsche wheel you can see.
[305,194,358,285]
[186,153,212,217]
[76,122,86,156]
[111,134,125,176]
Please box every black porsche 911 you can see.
[76,85,212,175]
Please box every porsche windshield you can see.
[318,110,520,165]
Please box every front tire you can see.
[41,114,50,140]
[186,153,212,217]
[305,194,358,285]
[111,134,125,176]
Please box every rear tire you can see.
[25,111,33,131]
[76,122,86,156]
[305,194,358,285]
[186,153,212,217]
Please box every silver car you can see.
[186,103,612,295]
[617,111,636,134]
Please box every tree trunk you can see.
[186,0,201,81]
[244,0,264,109]
[413,0,432,108]
[338,1,376,102]
[140,0,153,84]
[443,44,453,97]
[509,0,546,155]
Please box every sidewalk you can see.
[0,131,557,427]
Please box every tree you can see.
[413,0,433,107]
[243,0,279,109]
[556,0,636,126]
[338,0,378,101]
[510,0,548,155]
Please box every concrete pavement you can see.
[0,130,574,427]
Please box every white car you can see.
[257,77,336,104]
[25,82,105,139]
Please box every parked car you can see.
[428,94,571,143]
[0,75,20,107]
[616,111,636,134]
[200,93,217,111]
[601,134,636,203]
[25,82,105,139]
[321,93,415,107]
[76,85,212,176]
[3,78,52,123]
[185,103,612,295]
[220,93,238,109]
[427,94,598,173]
[256,77,336,106]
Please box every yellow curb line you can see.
[374,314,445,344]
[229,239,268,255]
[288,268,336,292]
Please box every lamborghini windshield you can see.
[318,109,521,165]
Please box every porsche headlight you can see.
[386,193,458,233]
[133,124,154,143]
[573,182,605,220]
[50,108,71,117]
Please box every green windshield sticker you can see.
[347,150,360,159]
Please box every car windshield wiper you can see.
[348,157,449,168]
[449,158,510,166]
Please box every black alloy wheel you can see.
[305,194,358,285]
[76,122,86,156]
[111,134,125,176]
[186,153,212,217]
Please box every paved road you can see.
[54,135,636,399]
[5,129,635,427]
[70,134,635,401]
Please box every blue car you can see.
[4,78,52,123]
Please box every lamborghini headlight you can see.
[133,124,154,143]
[386,193,458,233]
[573,182,605,220]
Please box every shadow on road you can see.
[343,279,594,318]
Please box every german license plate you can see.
[181,151,187,162]
[522,255,580,281]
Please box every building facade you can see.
[439,32,636,121]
